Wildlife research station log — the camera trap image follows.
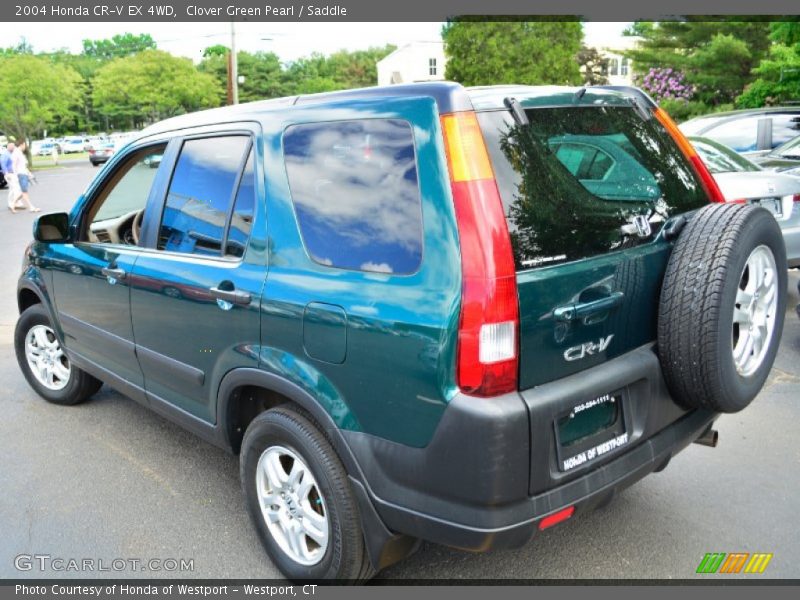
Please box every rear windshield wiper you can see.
[504,97,529,126]
[627,96,652,121]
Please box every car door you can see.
[48,141,169,400]
[129,127,265,423]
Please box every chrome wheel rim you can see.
[256,445,329,566]
[25,325,71,390]
[732,245,778,377]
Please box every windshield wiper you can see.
[504,97,529,126]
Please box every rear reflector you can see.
[441,112,519,397]
[538,506,575,530]
[653,108,726,204]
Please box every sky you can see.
[7,22,631,63]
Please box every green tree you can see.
[736,20,800,107]
[690,34,753,103]
[199,50,285,103]
[624,20,771,106]
[0,54,82,145]
[82,33,156,59]
[92,50,222,129]
[442,20,583,86]
[577,46,609,85]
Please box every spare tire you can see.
[658,203,786,413]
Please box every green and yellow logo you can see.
[696,552,773,574]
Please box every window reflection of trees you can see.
[497,107,705,268]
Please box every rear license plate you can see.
[555,392,629,472]
[752,197,782,218]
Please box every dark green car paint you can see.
[517,240,671,389]
[18,83,736,567]
[257,97,462,446]
[22,84,703,451]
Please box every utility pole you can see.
[230,21,239,105]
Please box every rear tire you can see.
[658,204,786,413]
[15,304,102,405]
[240,406,374,582]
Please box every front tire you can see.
[240,406,374,581]
[14,304,102,405]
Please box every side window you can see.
[85,144,166,245]
[552,143,614,181]
[771,114,800,148]
[158,136,250,256]
[284,119,423,275]
[707,117,760,152]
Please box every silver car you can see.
[690,136,800,267]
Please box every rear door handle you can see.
[554,291,625,322]
[101,267,127,283]
[209,286,251,306]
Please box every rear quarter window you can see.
[283,119,423,275]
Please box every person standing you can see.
[50,143,59,166]
[11,141,40,213]
[2,141,24,212]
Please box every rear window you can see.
[477,106,708,270]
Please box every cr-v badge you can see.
[564,334,614,362]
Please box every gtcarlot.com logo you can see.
[696,552,773,574]
[14,554,194,573]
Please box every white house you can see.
[377,41,446,86]
[583,31,640,87]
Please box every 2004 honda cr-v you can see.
[16,83,787,580]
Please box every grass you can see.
[31,152,90,168]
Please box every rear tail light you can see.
[440,111,519,397]
[653,108,726,204]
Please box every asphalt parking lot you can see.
[1,163,799,580]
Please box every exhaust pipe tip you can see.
[694,427,719,448]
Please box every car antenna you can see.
[504,97,529,126]
[573,87,587,102]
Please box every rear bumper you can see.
[347,344,717,551]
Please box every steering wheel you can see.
[132,210,144,245]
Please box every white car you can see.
[61,138,86,154]
[691,136,800,268]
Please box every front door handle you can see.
[101,267,127,283]
[209,286,251,306]
[554,291,624,322]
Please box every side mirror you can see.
[33,212,71,243]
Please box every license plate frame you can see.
[752,197,782,218]
[554,390,630,472]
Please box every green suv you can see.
[15,83,787,580]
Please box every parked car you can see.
[690,136,800,268]
[15,83,787,581]
[753,134,800,177]
[88,142,116,166]
[60,137,86,154]
[680,107,800,157]
[84,136,106,152]
[35,141,61,157]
